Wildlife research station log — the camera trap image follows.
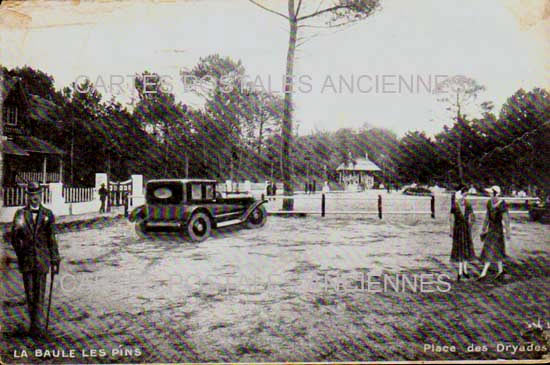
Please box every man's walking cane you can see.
[46,266,56,331]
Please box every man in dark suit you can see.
[10,182,60,337]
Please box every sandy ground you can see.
[1,196,549,363]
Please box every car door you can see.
[208,184,245,223]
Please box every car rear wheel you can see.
[246,205,267,229]
[186,212,212,242]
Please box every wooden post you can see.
[378,194,382,219]
[42,156,47,184]
[431,195,435,219]
[525,199,529,211]
[321,193,326,217]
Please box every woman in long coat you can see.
[478,185,511,281]
[449,186,476,281]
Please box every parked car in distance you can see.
[402,186,433,197]
[129,179,267,241]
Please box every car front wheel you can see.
[186,212,212,242]
[246,205,267,229]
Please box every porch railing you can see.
[16,172,61,183]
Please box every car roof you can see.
[147,178,217,184]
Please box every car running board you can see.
[146,221,181,227]
[216,218,245,228]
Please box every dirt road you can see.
[1,214,549,362]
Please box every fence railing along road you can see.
[258,192,539,218]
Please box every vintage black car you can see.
[402,186,433,197]
[129,179,267,241]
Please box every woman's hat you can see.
[25,182,42,195]
[485,185,501,196]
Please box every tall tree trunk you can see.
[282,0,298,210]
[257,117,266,179]
[257,117,265,156]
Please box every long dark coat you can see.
[450,199,476,262]
[11,205,60,273]
[480,200,508,262]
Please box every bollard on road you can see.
[378,195,382,219]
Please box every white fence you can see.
[1,175,143,223]
[2,186,97,206]
[461,196,540,215]
[1,185,52,207]
[256,192,540,218]
[63,187,95,203]
[250,182,266,191]
[0,183,99,223]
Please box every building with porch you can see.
[2,76,65,187]
[336,154,382,190]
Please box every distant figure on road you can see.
[265,180,271,197]
[98,183,108,213]
[478,185,510,281]
[10,182,60,338]
[266,181,276,201]
[449,185,475,282]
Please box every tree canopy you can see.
[1,64,548,198]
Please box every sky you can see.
[0,0,548,137]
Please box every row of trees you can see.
[393,87,549,195]
[286,83,548,196]
[1,60,286,185]
[2,1,546,209]
[1,63,548,197]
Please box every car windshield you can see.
[146,182,184,204]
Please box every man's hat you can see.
[485,185,501,196]
[25,182,42,195]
